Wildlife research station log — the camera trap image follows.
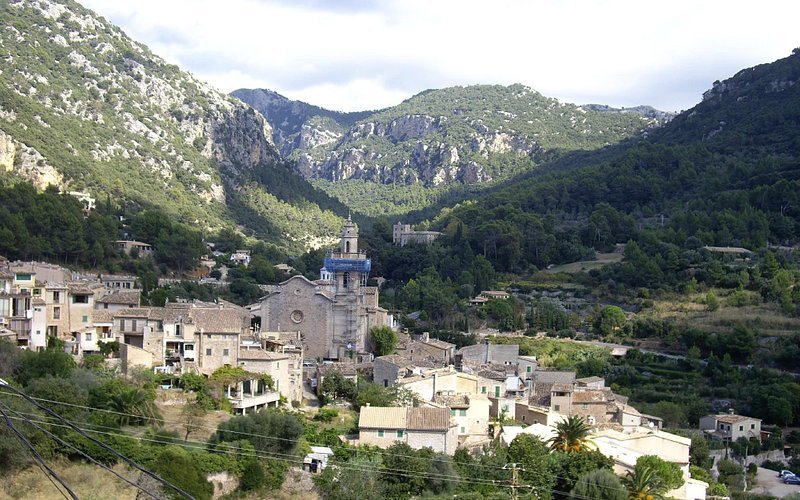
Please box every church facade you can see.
[254,219,389,361]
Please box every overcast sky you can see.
[81,0,799,113]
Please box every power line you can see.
[1,386,630,498]
[0,380,194,500]
[0,400,161,500]
[0,400,78,500]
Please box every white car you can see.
[778,470,795,479]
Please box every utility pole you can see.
[503,462,524,500]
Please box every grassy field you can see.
[543,251,624,274]
[642,291,800,338]
[0,460,140,500]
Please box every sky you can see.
[81,0,800,113]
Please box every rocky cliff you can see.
[235,85,671,214]
[0,0,343,250]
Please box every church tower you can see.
[323,217,374,358]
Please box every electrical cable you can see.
[0,401,78,500]
[0,400,161,500]
[0,381,194,500]
[1,387,632,497]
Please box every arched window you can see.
[345,241,351,253]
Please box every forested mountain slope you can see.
[0,0,347,252]
[432,50,800,273]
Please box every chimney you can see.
[728,408,735,415]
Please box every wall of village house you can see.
[30,303,47,349]
[142,330,164,366]
[359,428,407,448]
[121,342,154,372]
[261,280,333,361]
[197,333,239,375]
[550,392,572,414]
[373,359,401,388]
[453,398,491,436]
[516,403,550,426]
[490,397,517,420]
[570,401,609,426]
[67,295,94,335]
[407,428,457,455]
[45,287,69,338]
[238,356,294,400]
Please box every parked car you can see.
[779,470,796,479]
[785,475,800,485]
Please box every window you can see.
[277,362,280,368]
[52,291,60,302]
[377,429,385,437]
[739,425,743,432]
[494,386,500,397]
[449,409,456,416]
[53,307,61,319]
[15,273,32,282]
[526,365,532,373]
[481,386,487,394]
[32,288,40,296]
[751,424,755,430]
[581,403,588,410]
[206,348,212,356]
[85,332,92,341]
[82,315,88,323]
[458,409,467,417]
[35,330,41,336]
[396,430,404,438]
[554,405,561,412]
[73,294,89,304]
[223,349,230,356]
[460,426,465,434]
[175,324,181,337]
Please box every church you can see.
[253,218,390,361]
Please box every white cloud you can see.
[82,0,800,112]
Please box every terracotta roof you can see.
[407,407,453,431]
[376,354,412,366]
[97,290,141,306]
[238,348,288,361]
[190,307,246,334]
[93,310,114,323]
[533,371,576,385]
[715,414,760,424]
[552,383,574,393]
[114,307,152,318]
[572,389,612,404]
[318,363,358,376]
[359,407,407,429]
[576,376,604,384]
[433,394,470,409]
[421,339,455,350]
[67,282,103,294]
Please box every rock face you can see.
[235,85,670,189]
[0,0,343,250]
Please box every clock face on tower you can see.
[290,310,304,324]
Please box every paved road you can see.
[748,467,800,498]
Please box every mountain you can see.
[429,49,800,273]
[233,85,672,216]
[0,0,347,252]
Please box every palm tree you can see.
[622,466,666,500]
[548,415,593,452]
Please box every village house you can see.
[699,410,762,443]
[404,332,456,366]
[230,249,252,267]
[373,354,435,388]
[358,406,458,455]
[115,240,153,258]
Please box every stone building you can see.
[254,218,389,360]
[392,222,442,247]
